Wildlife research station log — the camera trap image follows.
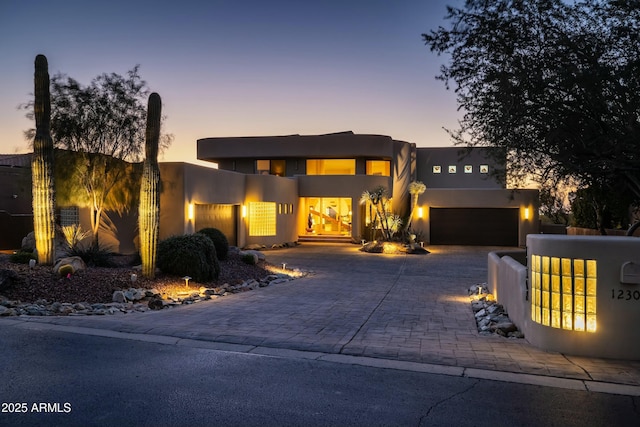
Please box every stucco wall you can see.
[244,174,298,246]
[416,147,505,189]
[490,235,640,360]
[525,234,640,359]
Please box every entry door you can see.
[305,197,352,236]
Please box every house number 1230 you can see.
[611,289,640,300]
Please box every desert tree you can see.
[423,0,640,234]
[22,65,173,247]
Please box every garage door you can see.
[430,208,519,246]
[194,204,238,246]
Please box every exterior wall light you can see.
[524,207,530,220]
[187,203,195,221]
[242,205,247,218]
[418,207,424,219]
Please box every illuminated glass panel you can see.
[306,159,355,175]
[248,202,276,236]
[366,160,390,176]
[530,254,597,333]
[59,206,80,226]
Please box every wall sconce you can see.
[417,207,424,219]
[242,205,247,218]
[188,203,194,220]
[524,207,530,220]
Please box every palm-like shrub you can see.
[157,234,220,282]
[197,227,229,260]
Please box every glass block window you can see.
[531,254,597,332]
[249,202,276,236]
[59,206,80,227]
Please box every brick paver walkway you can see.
[4,243,640,387]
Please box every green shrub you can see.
[157,234,220,282]
[197,228,229,260]
[10,251,36,264]
[241,253,257,265]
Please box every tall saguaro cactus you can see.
[31,54,56,264]
[138,92,162,278]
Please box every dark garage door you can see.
[430,208,519,246]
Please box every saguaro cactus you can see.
[31,54,56,264]
[138,92,162,278]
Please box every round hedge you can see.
[196,227,229,260]
[157,233,220,282]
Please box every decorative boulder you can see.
[53,256,86,277]
[239,249,266,261]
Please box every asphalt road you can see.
[1,326,638,427]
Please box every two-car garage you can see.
[429,208,519,246]
[415,188,538,247]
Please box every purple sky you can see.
[0,0,463,164]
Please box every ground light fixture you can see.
[182,276,192,288]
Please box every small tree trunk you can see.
[31,54,56,265]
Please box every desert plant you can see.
[241,253,257,265]
[139,93,162,278]
[157,234,220,282]
[360,186,393,241]
[31,54,56,264]
[197,227,229,260]
[404,181,426,232]
[61,224,91,251]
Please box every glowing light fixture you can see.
[242,205,247,218]
[418,207,424,219]
[524,207,530,220]
[182,276,191,288]
[188,203,195,220]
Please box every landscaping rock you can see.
[53,256,86,277]
[112,290,127,303]
[468,282,524,339]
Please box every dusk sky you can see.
[0,0,463,164]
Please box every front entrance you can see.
[303,197,352,236]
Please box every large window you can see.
[304,197,352,236]
[366,160,390,176]
[248,202,276,236]
[306,159,355,175]
[256,160,286,176]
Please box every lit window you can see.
[448,165,457,173]
[306,159,355,175]
[432,166,441,174]
[479,165,489,174]
[256,160,286,176]
[248,202,276,236]
[464,165,473,173]
[366,160,390,176]
[531,255,597,332]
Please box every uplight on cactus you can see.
[138,93,162,278]
[31,54,56,265]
